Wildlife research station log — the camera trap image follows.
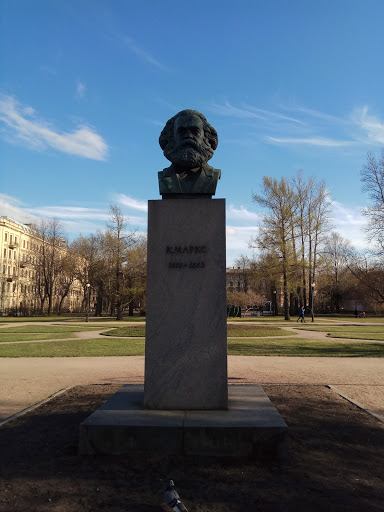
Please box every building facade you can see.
[0,216,91,315]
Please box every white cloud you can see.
[227,205,260,223]
[76,81,86,99]
[226,225,259,250]
[330,201,371,250]
[352,106,384,144]
[0,94,108,160]
[266,136,353,147]
[116,194,148,212]
[0,194,38,224]
[122,36,168,71]
[209,101,303,124]
[24,206,110,221]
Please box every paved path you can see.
[0,355,383,423]
[0,320,383,424]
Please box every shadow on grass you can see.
[228,340,384,357]
[0,385,383,511]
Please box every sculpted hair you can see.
[159,109,218,154]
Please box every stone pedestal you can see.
[79,384,288,459]
[144,198,227,410]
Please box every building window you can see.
[3,248,6,257]
[10,235,13,244]
[5,233,7,241]
[14,252,16,260]
[23,240,25,248]
[15,237,18,244]
[9,250,11,259]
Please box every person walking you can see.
[297,306,306,323]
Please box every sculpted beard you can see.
[164,139,213,170]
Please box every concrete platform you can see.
[79,384,288,459]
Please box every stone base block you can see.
[79,385,288,459]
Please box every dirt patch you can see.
[0,384,383,511]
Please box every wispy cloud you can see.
[76,80,86,99]
[352,106,384,144]
[0,194,38,225]
[227,205,260,223]
[209,101,303,124]
[0,194,148,238]
[284,104,346,125]
[209,100,384,150]
[226,226,260,251]
[330,201,371,251]
[266,136,353,147]
[25,206,110,221]
[122,36,168,71]
[116,194,148,212]
[40,65,57,76]
[0,94,108,160]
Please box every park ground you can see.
[0,315,383,511]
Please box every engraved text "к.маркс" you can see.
[166,245,207,255]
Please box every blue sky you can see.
[1,0,384,264]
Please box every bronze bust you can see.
[158,109,221,198]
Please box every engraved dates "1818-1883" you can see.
[166,245,207,270]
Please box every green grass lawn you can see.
[228,325,293,337]
[0,337,144,356]
[0,316,84,323]
[0,332,77,343]
[227,338,384,356]
[329,332,384,341]
[102,325,294,338]
[102,327,146,337]
[0,325,103,333]
[86,317,146,322]
[297,325,384,333]
[0,336,383,357]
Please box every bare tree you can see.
[102,204,139,320]
[32,219,67,315]
[251,176,298,320]
[320,232,353,313]
[361,150,384,248]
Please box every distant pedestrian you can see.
[297,306,306,323]
[354,308,358,318]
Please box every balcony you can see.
[6,277,13,282]
[19,262,26,268]
[8,243,18,249]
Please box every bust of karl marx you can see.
[158,109,221,197]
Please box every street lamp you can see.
[311,282,315,323]
[273,290,277,316]
[86,283,90,323]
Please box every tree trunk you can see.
[95,291,103,316]
[283,269,290,320]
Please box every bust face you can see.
[174,114,205,149]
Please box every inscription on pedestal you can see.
[166,244,207,269]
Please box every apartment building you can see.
[0,216,90,315]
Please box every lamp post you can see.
[86,283,90,323]
[311,282,315,323]
[273,290,277,316]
